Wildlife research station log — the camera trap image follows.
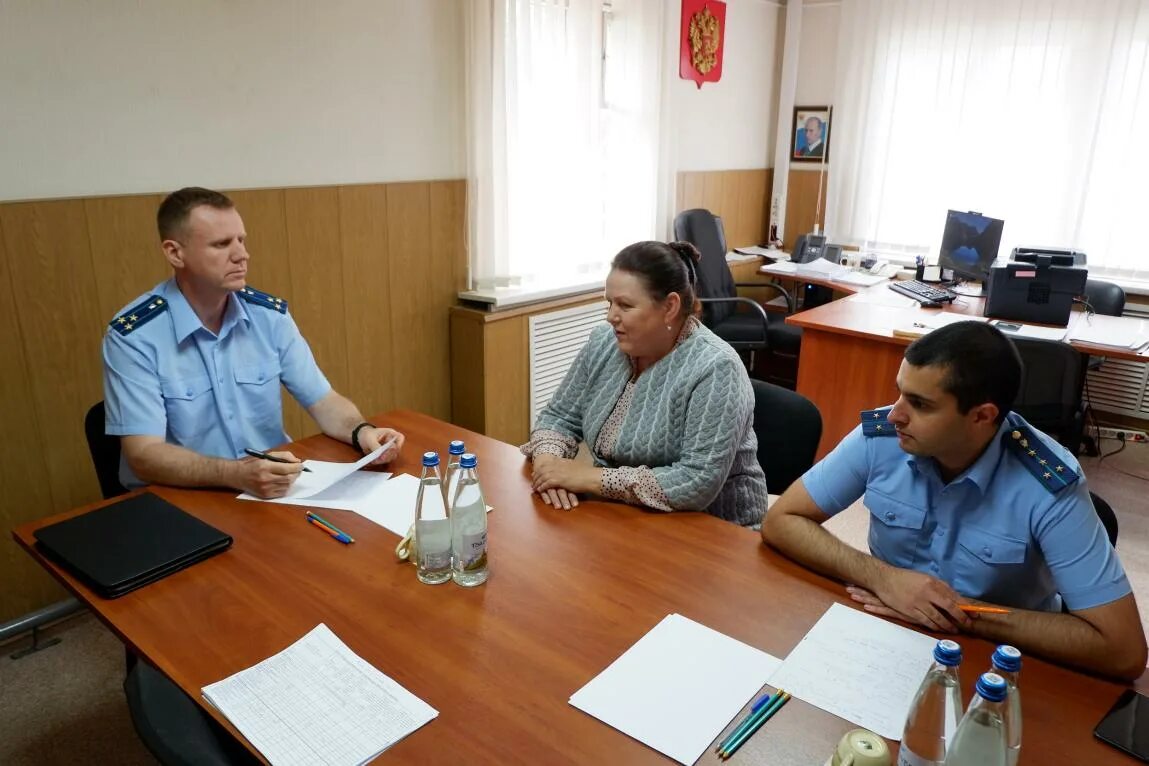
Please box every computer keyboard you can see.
[888,280,957,304]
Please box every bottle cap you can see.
[976,672,1008,702]
[422,451,440,467]
[460,453,477,469]
[991,645,1022,673]
[933,639,962,666]
[448,440,465,455]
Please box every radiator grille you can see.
[528,301,608,427]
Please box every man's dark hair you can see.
[904,321,1021,423]
[157,187,234,241]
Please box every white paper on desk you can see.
[202,623,437,766]
[992,320,1068,341]
[735,245,784,258]
[1069,318,1147,349]
[766,603,935,740]
[236,444,385,501]
[342,473,494,537]
[832,271,888,287]
[760,261,799,275]
[725,251,760,263]
[569,613,783,766]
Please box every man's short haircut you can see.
[903,321,1021,423]
[157,187,234,241]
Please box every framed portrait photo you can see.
[791,106,831,162]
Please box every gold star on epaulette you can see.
[109,294,167,336]
[1027,450,1037,456]
[1043,472,1051,479]
[1055,465,1064,472]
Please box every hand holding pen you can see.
[240,449,308,499]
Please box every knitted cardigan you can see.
[530,321,767,526]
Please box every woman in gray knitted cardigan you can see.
[522,241,768,526]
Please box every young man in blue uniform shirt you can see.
[103,187,405,498]
[762,321,1147,680]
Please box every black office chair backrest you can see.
[1090,491,1119,548]
[1010,338,1086,455]
[751,379,822,493]
[84,401,127,500]
[1084,279,1125,317]
[673,208,737,326]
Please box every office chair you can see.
[750,379,822,493]
[84,402,258,765]
[673,209,802,384]
[1084,279,1125,317]
[1010,338,1087,457]
[84,401,128,500]
[1090,491,1119,548]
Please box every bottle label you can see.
[458,530,488,570]
[420,549,451,571]
[897,749,942,766]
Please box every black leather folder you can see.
[34,492,232,598]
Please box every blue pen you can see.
[715,691,780,754]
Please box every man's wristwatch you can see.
[351,422,375,455]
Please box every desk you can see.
[13,410,1144,764]
[788,284,1149,458]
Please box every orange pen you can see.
[958,604,1010,615]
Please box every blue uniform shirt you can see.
[102,279,331,488]
[802,410,1130,612]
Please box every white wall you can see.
[674,0,783,171]
[0,0,464,201]
[794,2,838,106]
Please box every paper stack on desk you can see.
[1069,318,1148,350]
[569,614,782,765]
[202,624,437,766]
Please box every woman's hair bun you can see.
[668,240,702,264]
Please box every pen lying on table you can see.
[305,512,354,544]
[958,604,1011,615]
[244,447,312,472]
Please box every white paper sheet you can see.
[236,444,385,501]
[569,614,783,765]
[766,603,936,740]
[992,319,1069,341]
[735,245,786,258]
[725,251,760,263]
[202,624,437,766]
[1069,317,1148,349]
[760,261,799,275]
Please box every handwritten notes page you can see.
[569,614,782,765]
[767,603,935,739]
[236,445,386,502]
[202,624,436,766]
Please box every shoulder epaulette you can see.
[861,407,896,437]
[1003,426,1079,493]
[238,286,287,314]
[109,295,168,336]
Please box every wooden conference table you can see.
[13,410,1146,764]
[786,282,1149,459]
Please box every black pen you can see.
[244,448,312,472]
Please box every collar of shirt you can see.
[905,418,1009,494]
[162,278,251,343]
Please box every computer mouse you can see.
[920,300,944,308]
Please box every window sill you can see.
[458,279,605,311]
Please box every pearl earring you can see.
[666,325,672,332]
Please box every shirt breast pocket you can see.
[234,362,282,424]
[955,527,1028,594]
[160,374,216,445]
[865,490,927,568]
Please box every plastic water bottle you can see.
[944,672,1009,766]
[450,453,488,586]
[443,439,465,506]
[987,646,1022,766]
[415,451,451,584]
[898,639,963,766]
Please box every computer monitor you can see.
[937,210,1005,282]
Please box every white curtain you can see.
[826,0,1149,284]
[465,0,668,292]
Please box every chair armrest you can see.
[733,281,795,313]
[698,296,771,332]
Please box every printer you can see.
[985,249,1088,326]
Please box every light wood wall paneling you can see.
[429,180,467,419]
[387,182,450,420]
[284,188,349,400]
[674,169,773,248]
[0,213,63,618]
[449,314,487,435]
[226,189,306,441]
[85,194,168,321]
[784,168,828,251]
[484,317,529,444]
[338,184,394,420]
[1,200,105,512]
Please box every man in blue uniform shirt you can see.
[762,321,1147,680]
[103,187,405,498]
